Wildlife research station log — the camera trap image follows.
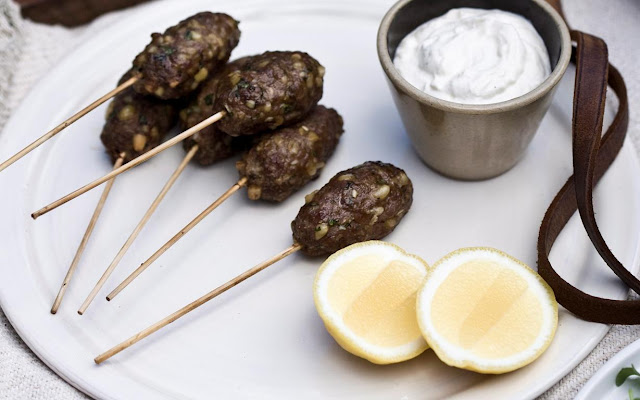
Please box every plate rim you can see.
[575,337,640,400]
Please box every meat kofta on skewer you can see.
[80,53,326,312]
[100,72,178,164]
[78,62,254,315]
[0,12,240,173]
[132,12,241,100]
[95,161,413,363]
[179,57,256,166]
[51,71,178,313]
[214,51,325,136]
[235,105,342,202]
[32,51,326,219]
[107,105,344,300]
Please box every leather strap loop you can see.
[537,27,636,323]
[570,32,640,294]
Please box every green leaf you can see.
[616,365,640,387]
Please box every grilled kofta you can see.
[132,12,241,100]
[181,127,250,166]
[101,71,178,163]
[179,58,253,165]
[180,57,251,166]
[236,106,343,202]
[291,162,413,256]
[214,51,324,136]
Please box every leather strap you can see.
[544,0,567,21]
[537,1,637,323]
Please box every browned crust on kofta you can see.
[182,127,251,166]
[179,57,250,130]
[179,58,253,165]
[132,12,240,99]
[236,106,343,202]
[291,162,413,256]
[214,51,324,136]
[100,72,177,163]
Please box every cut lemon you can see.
[416,247,558,374]
[314,241,430,364]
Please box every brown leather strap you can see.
[537,23,637,322]
[571,32,640,294]
[544,0,567,21]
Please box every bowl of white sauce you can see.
[377,0,571,180]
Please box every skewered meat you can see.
[101,71,177,163]
[132,12,241,99]
[181,128,249,166]
[236,106,343,202]
[291,161,413,256]
[180,58,252,165]
[214,51,324,136]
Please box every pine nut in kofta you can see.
[132,12,241,100]
[291,162,413,256]
[236,106,343,202]
[214,51,324,136]
[100,71,178,163]
[180,58,253,165]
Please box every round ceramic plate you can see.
[0,0,638,399]
[575,338,640,400]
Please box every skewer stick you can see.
[50,153,126,314]
[31,111,226,219]
[77,146,199,315]
[106,176,248,301]
[95,243,302,363]
[0,78,136,174]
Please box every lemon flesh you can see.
[417,247,557,374]
[314,241,430,364]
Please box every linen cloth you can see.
[0,0,638,398]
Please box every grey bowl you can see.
[377,0,571,180]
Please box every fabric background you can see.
[0,0,638,398]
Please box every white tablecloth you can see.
[0,0,638,398]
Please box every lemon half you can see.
[416,247,558,374]
[314,241,430,364]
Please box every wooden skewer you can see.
[0,78,136,174]
[50,153,126,314]
[77,145,199,315]
[95,243,302,363]
[31,111,226,219]
[106,176,248,301]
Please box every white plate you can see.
[576,338,640,400]
[0,0,639,399]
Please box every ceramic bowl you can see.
[377,0,571,180]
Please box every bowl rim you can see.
[376,0,572,114]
